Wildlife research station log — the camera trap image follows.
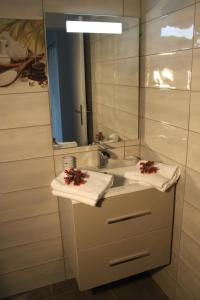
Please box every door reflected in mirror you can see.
[45,13,139,148]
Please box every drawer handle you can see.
[109,250,150,267]
[107,210,151,224]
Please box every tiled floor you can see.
[4,273,169,300]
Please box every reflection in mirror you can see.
[45,13,139,148]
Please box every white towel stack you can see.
[124,160,180,192]
[51,170,113,206]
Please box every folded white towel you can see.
[125,160,180,192]
[51,170,113,206]
[52,189,98,206]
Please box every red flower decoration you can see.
[95,131,104,141]
[139,161,159,174]
[64,168,88,186]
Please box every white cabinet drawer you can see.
[76,227,172,290]
[74,188,174,249]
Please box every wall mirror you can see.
[45,13,139,148]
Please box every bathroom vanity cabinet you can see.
[59,186,174,290]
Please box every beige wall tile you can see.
[141,6,194,55]
[0,187,58,223]
[172,225,182,254]
[182,202,200,242]
[141,119,188,164]
[140,88,190,129]
[116,26,139,59]
[94,36,117,62]
[141,50,192,90]
[187,131,200,172]
[185,168,200,210]
[141,0,195,22]
[115,86,139,115]
[175,171,186,199]
[179,232,200,279]
[123,0,140,17]
[0,237,63,275]
[43,0,123,15]
[175,284,193,300]
[121,16,139,29]
[191,49,200,91]
[0,92,51,129]
[0,260,65,298]
[95,61,115,84]
[0,157,55,193]
[162,250,179,281]
[115,57,139,86]
[124,145,140,158]
[124,139,140,146]
[0,0,43,19]
[101,105,116,128]
[189,92,200,132]
[0,126,53,162]
[152,269,176,300]
[0,213,61,249]
[114,111,138,140]
[177,258,200,300]
[95,103,103,125]
[174,196,184,228]
[64,258,74,279]
[95,101,139,140]
[101,141,124,148]
[194,2,200,48]
[95,83,115,107]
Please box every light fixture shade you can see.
[66,20,122,34]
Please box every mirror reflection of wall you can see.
[45,13,139,148]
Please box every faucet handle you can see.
[100,150,111,159]
[98,149,111,168]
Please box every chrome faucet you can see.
[98,149,111,168]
